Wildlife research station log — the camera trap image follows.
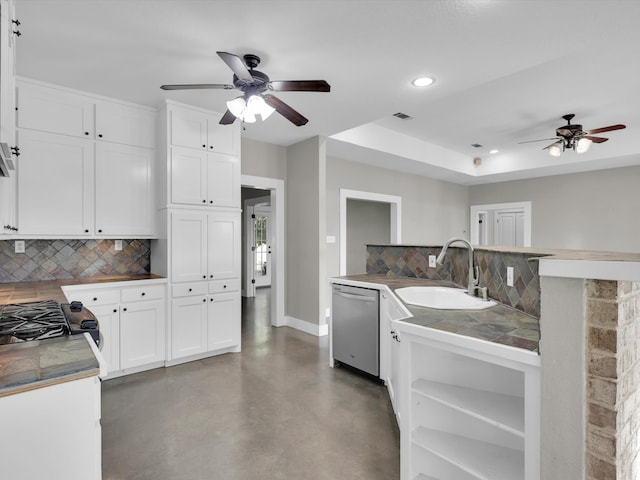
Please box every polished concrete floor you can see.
[101,288,400,479]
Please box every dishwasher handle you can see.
[334,291,377,302]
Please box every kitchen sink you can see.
[394,286,497,310]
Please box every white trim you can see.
[539,259,640,282]
[241,175,285,327]
[339,188,402,276]
[284,316,329,337]
[470,201,531,247]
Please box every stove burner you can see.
[0,300,70,342]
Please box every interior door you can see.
[252,208,271,287]
[494,209,525,247]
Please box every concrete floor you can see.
[101,288,400,480]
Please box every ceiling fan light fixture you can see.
[247,94,275,120]
[226,96,246,117]
[549,144,562,157]
[576,137,592,154]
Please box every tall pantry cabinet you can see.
[152,101,242,365]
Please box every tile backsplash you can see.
[366,244,543,318]
[0,239,151,283]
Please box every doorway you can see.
[241,175,285,328]
[470,201,532,247]
[339,189,402,276]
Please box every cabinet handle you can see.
[98,229,103,233]
[209,200,213,204]
[202,298,206,302]
[209,146,213,149]
[210,298,214,302]
[141,292,146,296]
[202,144,206,148]
[223,285,227,289]
[113,309,117,313]
[84,132,90,136]
[98,134,103,138]
[123,307,127,312]
[188,288,193,292]
[93,297,98,301]
[84,229,89,233]
[202,200,206,203]
[202,275,206,279]
[210,275,213,278]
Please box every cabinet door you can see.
[170,146,208,206]
[17,81,94,138]
[120,299,165,370]
[17,130,94,235]
[95,101,154,148]
[169,106,207,150]
[170,295,208,360]
[95,142,155,236]
[207,291,240,351]
[207,212,241,280]
[207,152,240,207]
[89,303,121,374]
[171,212,207,282]
[207,116,239,156]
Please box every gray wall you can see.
[286,136,326,327]
[346,199,390,275]
[241,137,287,180]
[326,156,469,279]
[469,165,640,252]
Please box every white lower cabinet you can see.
[396,321,540,480]
[168,280,241,363]
[63,280,166,378]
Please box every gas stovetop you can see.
[0,299,99,345]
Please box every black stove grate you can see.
[0,300,70,342]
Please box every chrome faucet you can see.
[436,237,483,298]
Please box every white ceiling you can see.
[14,0,640,185]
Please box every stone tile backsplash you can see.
[0,239,151,283]
[366,244,542,318]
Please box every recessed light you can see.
[489,149,499,154]
[412,77,434,87]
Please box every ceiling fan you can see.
[160,51,330,126]
[519,114,626,157]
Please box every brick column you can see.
[586,280,640,479]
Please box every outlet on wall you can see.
[506,266,514,287]
[428,255,436,268]
[114,240,123,251]
[14,240,25,254]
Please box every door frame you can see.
[241,175,285,327]
[470,201,532,247]
[339,189,402,276]
[243,195,271,296]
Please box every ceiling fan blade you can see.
[160,83,233,90]
[216,51,253,82]
[542,140,562,150]
[518,137,558,144]
[585,124,626,135]
[269,80,331,92]
[219,110,237,125]
[583,135,609,144]
[263,94,308,126]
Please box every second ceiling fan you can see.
[161,51,330,126]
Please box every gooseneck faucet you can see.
[436,237,480,297]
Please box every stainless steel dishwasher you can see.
[332,284,380,377]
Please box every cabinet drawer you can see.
[66,289,120,307]
[121,284,165,302]
[209,278,240,294]
[172,282,208,298]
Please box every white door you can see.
[252,208,271,287]
[171,212,207,282]
[17,130,94,235]
[207,152,240,207]
[170,146,208,206]
[207,116,239,155]
[94,101,154,148]
[169,106,207,150]
[207,292,240,351]
[170,296,208,360]
[120,299,165,370]
[95,142,154,236]
[89,304,121,374]
[494,209,525,247]
[207,212,241,280]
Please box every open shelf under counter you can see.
[412,379,524,437]
[412,427,524,480]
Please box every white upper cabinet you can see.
[169,104,239,156]
[207,211,241,280]
[95,142,155,236]
[170,211,208,283]
[17,130,94,235]
[94,100,155,148]
[17,81,94,138]
[207,151,240,207]
[17,80,155,148]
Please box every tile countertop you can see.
[0,273,166,305]
[331,274,540,353]
[0,274,166,397]
[0,334,100,398]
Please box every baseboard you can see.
[285,316,329,337]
